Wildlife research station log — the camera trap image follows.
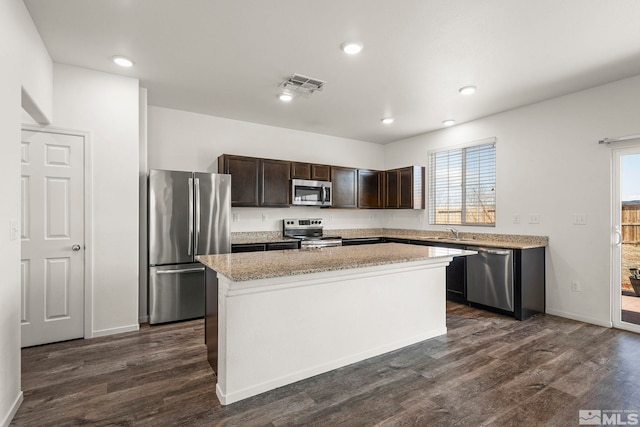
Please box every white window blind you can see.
[429,141,496,225]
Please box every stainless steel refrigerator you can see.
[148,169,231,324]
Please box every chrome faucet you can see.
[445,227,459,239]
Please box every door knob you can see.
[72,244,81,251]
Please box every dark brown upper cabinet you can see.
[260,158,291,207]
[218,155,260,207]
[384,166,425,209]
[220,153,424,210]
[290,162,330,181]
[290,162,311,179]
[385,169,399,208]
[218,155,290,207]
[311,164,330,181]
[357,169,383,208]
[331,166,358,208]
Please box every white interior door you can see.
[612,146,640,333]
[21,129,85,347]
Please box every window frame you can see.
[428,137,496,226]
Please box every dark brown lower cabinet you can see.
[231,243,266,253]
[231,241,299,253]
[266,241,299,250]
[205,267,218,372]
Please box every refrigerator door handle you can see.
[188,177,194,256]
[195,177,201,253]
[156,267,205,275]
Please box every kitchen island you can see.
[197,243,475,405]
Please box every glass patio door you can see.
[612,147,640,333]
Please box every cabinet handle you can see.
[474,247,511,256]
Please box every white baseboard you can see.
[546,308,613,328]
[91,323,139,338]
[1,391,23,427]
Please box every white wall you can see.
[147,106,386,232]
[384,75,640,327]
[0,0,53,424]
[51,64,140,336]
[15,1,52,125]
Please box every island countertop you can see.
[197,242,475,282]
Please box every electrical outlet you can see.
[232,213,239,222]
[529,214,540,224]
[261,213,268,222]
[571,280,581,292]
[513,213,520,224]
[573,214,587,225]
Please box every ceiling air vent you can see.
[279,73,326,98]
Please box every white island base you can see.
[214,257,452,405]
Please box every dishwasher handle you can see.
[471,247,511,256]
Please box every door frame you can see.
[21,124,94,339]
[611,145,640,333]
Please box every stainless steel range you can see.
[283,218,342,248]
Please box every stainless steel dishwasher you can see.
[466,246,514,312]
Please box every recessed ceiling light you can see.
[112,56,134,67]
[279,93,293,102]
[459,85,477,95]
[381,117,395,125]
[341,42,363,55]
[442,119,456,126]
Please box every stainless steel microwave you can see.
[291,179,332,206]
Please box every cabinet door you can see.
[311,164,331,181]
[219,155,259,207]
[358,169,383,208]
[331,166,358,208]
[291,162,311,179]
[385,169,399,208]
[399,167,413,208]
[261,159,291,207]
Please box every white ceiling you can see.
[24,0,640,144]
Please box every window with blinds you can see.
[428,140,496,226]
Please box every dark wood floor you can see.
[11,302,640,426]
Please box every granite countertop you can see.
[231,229,548,249]
[197,243,475,282]
[377,233,546,250]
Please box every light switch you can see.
[9,220,19,240]
[573,214,587,225]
